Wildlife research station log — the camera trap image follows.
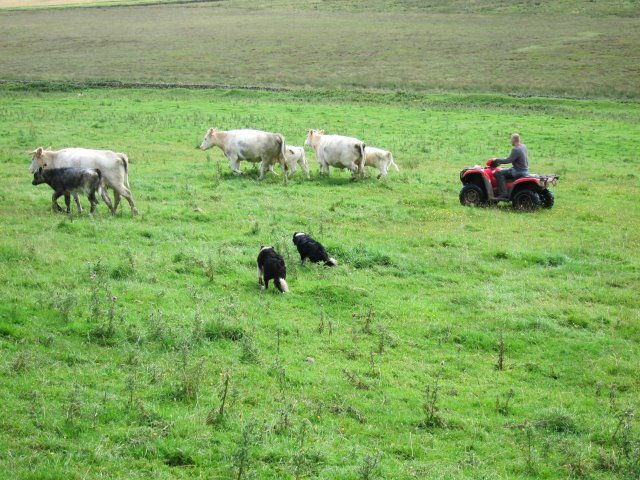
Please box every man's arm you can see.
[494,148,521,166]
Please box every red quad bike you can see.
[459,160,559,211]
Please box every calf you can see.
[364,146,399,179]
[284,146,310,179]
[32,167,115,215]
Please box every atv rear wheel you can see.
[540,189,554,209]
[512,189,541,211]
[459,184,486,207]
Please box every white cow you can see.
[304,129,366,181]
[199,128,287,180]
[364,146,399,179]
[284,146,310,179]
[29,147,137,214]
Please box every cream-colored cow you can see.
[29,147,137,213]
[199,128,287,180]
[304,129,366,181]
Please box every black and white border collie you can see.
[257,246,289,293]
[292,232,337,267]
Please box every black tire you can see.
[540,189,555,209]
[512,189,541,211]
[459,184,486,207]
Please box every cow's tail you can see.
[275,277,289,293]
[276,133,288,172]
[358,142,366,177]
[389,152,399,172]
[95,168,102,197]
[117,153,130,188]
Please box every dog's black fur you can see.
[292,232,337,266]
[257,246,289,292]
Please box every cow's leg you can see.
[349,163,358,182]
[88,192,98,214]
[100,187,115,215]
[228,155,244,175]
[113,185,138,214]
[51,191,64,212]
[113,190,121,212]
[300,159,310,179]
[63,193,71,213]
[73,193,83,213]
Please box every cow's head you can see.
[32,167,46,186]
[199,128,219,150]
[29,147,47,173]
[304,129,324,147]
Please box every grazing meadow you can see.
[1,84,639,479]
[1,0,640,478]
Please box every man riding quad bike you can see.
[459,160,559,210]
[459,133,558,210]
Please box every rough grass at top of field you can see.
[1,3,639,99]
[3,0,640,17]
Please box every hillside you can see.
[1,1,639,97]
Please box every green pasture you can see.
[0,85,639,479]
[1,0,640,98]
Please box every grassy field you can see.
[1,1,639,98]
[0,84,639,479]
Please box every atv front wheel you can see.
[512,189,541,211]
[540,189,554,209]
[459,184,486,207]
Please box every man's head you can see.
[511,133,521,146]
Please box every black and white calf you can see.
[292,232,337,266]
[257,246,289,293]
[32,167,115,215]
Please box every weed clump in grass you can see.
[48,291,77,323]
[204,320,245,341]
[173,343,205,402]
[86,259,122,344]
[419,363,446,429]
[357,451,382,480]
[163,449,195,467]
[207,369,232,426]
[239,334,261,364]
[10,350,33,374]
[233,419,261,480]
[534,407,579,434]
[496,389,515,416]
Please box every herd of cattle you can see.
[27,128,395,293]
[28,128,398,215]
